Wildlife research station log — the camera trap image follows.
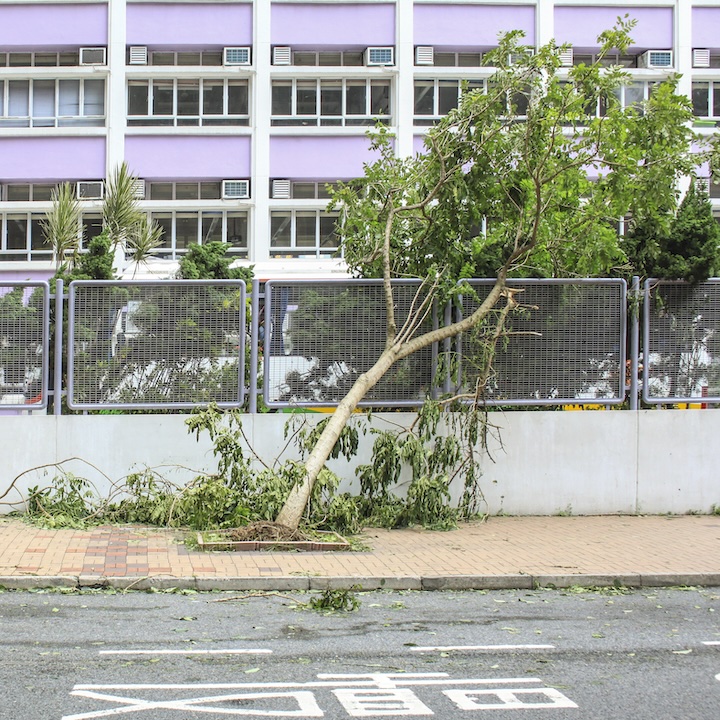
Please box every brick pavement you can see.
[0,514,718,591]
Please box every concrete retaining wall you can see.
[1,410,718,515]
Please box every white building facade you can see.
[0,0,718,282]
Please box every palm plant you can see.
[40,182,83,270]
[102,163,144,249]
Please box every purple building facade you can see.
[0,1,717,280]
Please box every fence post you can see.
[249,278,260,414]
[629,276,640,411]
[53,279,64,417]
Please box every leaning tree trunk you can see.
[275,348,398,530]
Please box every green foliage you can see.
[306,587,361,612]
[625,182,720,284]
[178,242,254,282]
[40,182,83,270]
[25,473,97,529]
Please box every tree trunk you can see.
[275,348,398,530]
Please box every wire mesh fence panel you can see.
[457,279,627,405]
[67,280,246,409]
[263,280,436,407]
[643,279,720,404]
[0,282,49,409]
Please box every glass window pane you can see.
[319,52,341,66]
[152,213,173,248]
[128,81,148,115]
[152,81,173,115]
[370,82,390,115]
[272,82,292,115]
[319,214,338,247]
[693,82,710,116]
[346,82,366,115]
[201,212,223,243]
[294,52,316,66]
[59,80,80,115]
[176,183,198,200]
[177,52,201,66]
[270,212,291,247]
[177,80,199,116]
[8,81,29,116]
[203,81,223,114]
[83,79,105,116]
[438,80,459,115]
[32,80,55,118]
[414,80,434,115]
[149,183,173,201]
[321,82,342,116]
[201,51,222,66]
[33,185,55,201]
[59,52,78,66]
[624,83,644,110]
[34,53,57,67]
[31,217,46,250]
[227,213,247,247]
[151,52,174,66]
[296,81,317,115]
[9,53,31,67]
[6,216,28,250]
[228,81,248,115]
[714,83,720,118]
[82,215,103,246]
[175,214,198,249]
[0,80,3,114]
[342,52,363,66]
[200,182,221,199]
[292,183,316,199]
[7,185,30,201]
[295,212,316,247]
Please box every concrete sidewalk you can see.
[0,515,718,592]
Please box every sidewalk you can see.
[0,515,718,592]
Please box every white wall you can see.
[1,410,718,515]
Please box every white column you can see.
[536,0,554,49]
[395,0,414,159]
[675,0,693,103]
[106,0,127,174]
[252,0,272,262]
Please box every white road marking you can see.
[444,687,578,710]
[99,648,272,656]
[409,644,555,652]
[703,641,720,646]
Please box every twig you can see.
[210,592,302,604]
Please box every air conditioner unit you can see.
[222,180,250,199]
[76,181,104,200]
[79,47,107,66]
[132,179,146,200]
[693,49,711,69]
[272,46,292,66]
[129,46,148,65]
[508,49,534,66]
[272,179,291,199]
[638,50,673,69]
[365,47,394,66]
[224,47,251,66]
[415,46,434,66]
[559,48,574,67]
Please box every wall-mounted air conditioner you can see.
[79,47,107,66]
[222,180,250,199]
[365,47,394,66]
[132,179,146,200]
[696,177,711,194]
[693,49,711,69]
[272,47,292,66]
[637,50,673,69]
[415,46,434,66]
[224,47,251,66]
[76,181,104,200]
[508,49,534,66]
[559,48,573,67]
[129,46,148,65]
[271,179,291,199]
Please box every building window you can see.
[270,210,340,257]
[147,181,223,200]
[692,81,720,119]
[288,50,365,67]
[127,79,249,126]
[271,79,390,126]
[414,79,485,125]
[127,49,225,67]
[432,52,485,68]
[147,210,248,259]
[0,51,83,67]
[0,79,105,127]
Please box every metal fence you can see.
[643,279,720,404]
[263,280,436,407]
[0,281,50,410]
[67,280,246,410]
[5,276,720,412]
[456,280,627,405]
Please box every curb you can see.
[1,573,719,592]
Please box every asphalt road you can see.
[0,585,718,719]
